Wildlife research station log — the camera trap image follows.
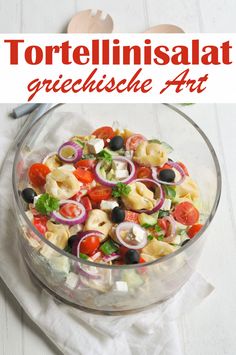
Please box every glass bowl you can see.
[12,103,221,314]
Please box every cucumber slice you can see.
[138,213,157,227]
[122,270,144,289]
[161,141,173,154]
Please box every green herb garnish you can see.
[158,210,170,218]
[154,224,163,233]
[75,139,85,147]
[82,154,96,160]
[35,193,59,215]
[142,223,154,229]
[163,185,176,199]
[157,235,164,241]
[100,240,118,255]
[79,252,89,260]
[97,150,112,162]
[112,182,131,198]
[147,235,154,241]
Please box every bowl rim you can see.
[12,103,222,270]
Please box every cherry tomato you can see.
[73,167,94,183]
[124,211,139,223]
[188,224,203,238]
[59,203,81,219]
[88,186,112,202]
[33,216,48,235]
[173,202,199,226]
[92,126,115,145]
[80,236,101,256]
[178,162,189,176]
[75,159,96,169]
[158,163,172,173]
[157,218,168,232]
[81,196,92,212]
[136,166,152,179]
[139,257,146,263]
[125,134,146,151]
[28,163,50,187]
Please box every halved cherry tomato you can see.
[28,163,50,187]
[81,196,92,212]
[178,162,189,176]
[136,166,152,179]
[33,216,48,235]
[188,224,203,238]
[75,159,96,169]
[124,211,139,223]
[80,236,101,256]
[173,202,199,226]
[88,186,112,202]
[157,218,168,232]
[73,167,94,183]
[125,134,146,151]
[92,126,115,145]
[158,163,172,173]
[59,203,81,219]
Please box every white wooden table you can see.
[0,1,236,354]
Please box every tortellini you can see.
[44,154,62,170]
[41,221,70,258]
[45,168,82,200]
[122,181,156,211]
[175,176,200,202]
[133,141,168,167]
[84,209,112,238]
[141,238,177,260]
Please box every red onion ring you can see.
[102,253,120,262]
[51,200,86,225]
[116,222,147,249]
[131,178,165,214]
[151,161,186,186]
[58,141,83,163]
[94,156,136,187]
[163,215,177,243]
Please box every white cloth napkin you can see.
[0,111,214,355]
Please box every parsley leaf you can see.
[163,185,176,199]
[158,210,170,218]
[35,193,59,215]
[155,224,163,232]
[112,182,131,198]
[79,252,89,260]
[142,223,155,229]
[147,235,154,241]
[97,150,112,162]
[157,235,164,241]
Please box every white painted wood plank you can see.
[21,0,76,33]
[75,0,146,32]
[146,0,200,32]
[0,0,22,32]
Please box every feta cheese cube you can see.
[33,194,42,207]
[69,224,83,236]
[87,138,104,154]
[115,169,129,179]
[112,160,127,170]
[100,200,119,211]
[65,272,79,289]
[58,164,76,172]
[171,235,181,245]
[114,281,128,292]
[132,225,146,243]
[125,150,134,159]
[162,199,172,211]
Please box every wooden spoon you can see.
[145,24,184,33]
[67,9,113,33]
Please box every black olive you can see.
[181,239,190,247]
[124,249,140,264]
[159,169,175,183]
[68,235,78,248]
[109,135,124,151]
[21,188,37,204]
[111,207,125,223]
